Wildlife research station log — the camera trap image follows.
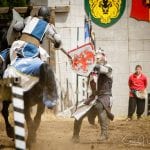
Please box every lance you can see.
[60,48,72,60]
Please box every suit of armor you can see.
[72,50,113,142]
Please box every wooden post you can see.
[0,6,70,14]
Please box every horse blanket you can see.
[3,65,39,92]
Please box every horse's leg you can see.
[1,100,14,138]
[26,103,45,142]
[34,103,45,131]
[24,106,34,146]
[25,102,45,146]
[40,63,58,108]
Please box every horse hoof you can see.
[27,136,36,148]
[6,126,14,138]
[26,138,32,148]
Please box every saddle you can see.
[20,33,40,47]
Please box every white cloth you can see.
[9,40,50,62]
[22,16,61,43]
[39,46,50,62]
[3,66,39,92]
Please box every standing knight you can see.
[72,49,114,142]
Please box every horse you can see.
[0,26,58,147]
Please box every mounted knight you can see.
[0,6,62,146]
[4,6,62,109]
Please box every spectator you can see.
[126,65,148,120]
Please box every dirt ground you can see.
[0,111,150,150]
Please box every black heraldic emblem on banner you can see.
[84,0,126,27]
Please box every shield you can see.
[68,43,95,76]
[130,0,150,22]
[84,0,126,28]
[71,99,96,120]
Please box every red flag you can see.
[68,43,95,76]
[130,0,150,22]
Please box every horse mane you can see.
[0,28,9,51]
[0,28,11,75]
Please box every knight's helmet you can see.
[95,48,107,64]
[38,6,50,22]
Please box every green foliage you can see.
[11,0,27,7]
[0,0,29,7]
[0,0,30,24]
[0,0,8,6]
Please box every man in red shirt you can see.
[127,65,148,120]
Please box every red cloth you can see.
[128,73,148,97]
[130,0,150,21]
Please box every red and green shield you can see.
[84,0,126,28]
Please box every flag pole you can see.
[75,27,80,110]
[88,12,96,50]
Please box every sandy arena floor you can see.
[0,110,150,150]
